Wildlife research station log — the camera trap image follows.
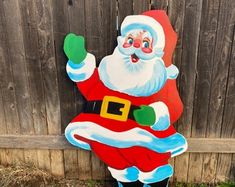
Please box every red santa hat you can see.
[121,10,177,67]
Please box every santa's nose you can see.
[133,39,141,48]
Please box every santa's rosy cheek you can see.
[123,43,132,48]
[141,48,152,53]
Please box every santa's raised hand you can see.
[64,33,96,82]
[64,33,87,64]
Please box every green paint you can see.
[133,105,156,126]
[64,33,87,64]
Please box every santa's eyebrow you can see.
[143,37,151,42]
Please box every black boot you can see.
[117,180,143,187]
[148,177,169,187]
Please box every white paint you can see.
[66,53,96,82]
[149,102,170,124]
[121,15,165,49]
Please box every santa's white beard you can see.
[98,48,167,97]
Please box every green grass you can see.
[217,181,235,187]
[173,181,235,187]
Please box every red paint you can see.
[131,54,139,63]
[141,47,152,53]
[70,10,182,171]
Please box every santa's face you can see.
[119,30,155,63]
[98,29,169,97]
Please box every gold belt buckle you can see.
[100,96,131,121]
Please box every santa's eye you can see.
[127,37,134,45]
[142,40,150,48]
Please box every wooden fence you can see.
[0,0,234,184]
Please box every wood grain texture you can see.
[0,135,234,152]
[51,0,78,179]
[190,0,220,183]
[167,0,187,182]
[118,0,133,31]
[38,0,64,177]
[0,82,7,165]
[215,0,235,182]
[198,0,235,183]
[133,0,150,14]
[0,0,234,183]
[0,2,8,165]
[77,150,92,180]
[173,0,203,183]
[200,0,221,182]
[64,149,79,179]
[230,154,235,181]
[151,0,168,11]
[2,0,34,135]
[1,0,28,166]
[19,0,51,168]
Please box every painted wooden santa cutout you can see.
[64,10,187,187]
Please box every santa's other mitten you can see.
[133,105,156,126]
[64,33,87,64]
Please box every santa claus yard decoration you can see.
[63,10,187,187]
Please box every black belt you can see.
[83,99,140,121]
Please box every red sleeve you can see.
[76,68,99,98]
[160,79,183,124]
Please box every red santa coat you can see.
[71,67,183,172]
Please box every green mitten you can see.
[64,33,87,64]
[133,105,156,126]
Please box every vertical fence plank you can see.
[151,0,168,11]
[184,2,203,184]
[19,0,52,169]
[0,89,7,165]
[169,0,202,183]
[51,0,78,179]
[168,0,186,182]
[2,0,36,165]
[25,0,53,171]
[216,1,235,180]
[133,0,150,15]
[118,0,133,31]
[2,0,34,134]
[188,0,220,184]
[77,150,91,180]
[52,0,76,133]
[0,2,9,166]
[230,154,235,181]
[36,0,64,177]
[182,0,203,183]
[200,0,221,183]
[202,0,235,182]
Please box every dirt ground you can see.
[0,164,234,187]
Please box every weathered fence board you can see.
[1,0,25,167]
[0,135,235,153]
[0,0,234,183]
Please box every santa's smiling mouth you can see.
[131,53,139,63]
